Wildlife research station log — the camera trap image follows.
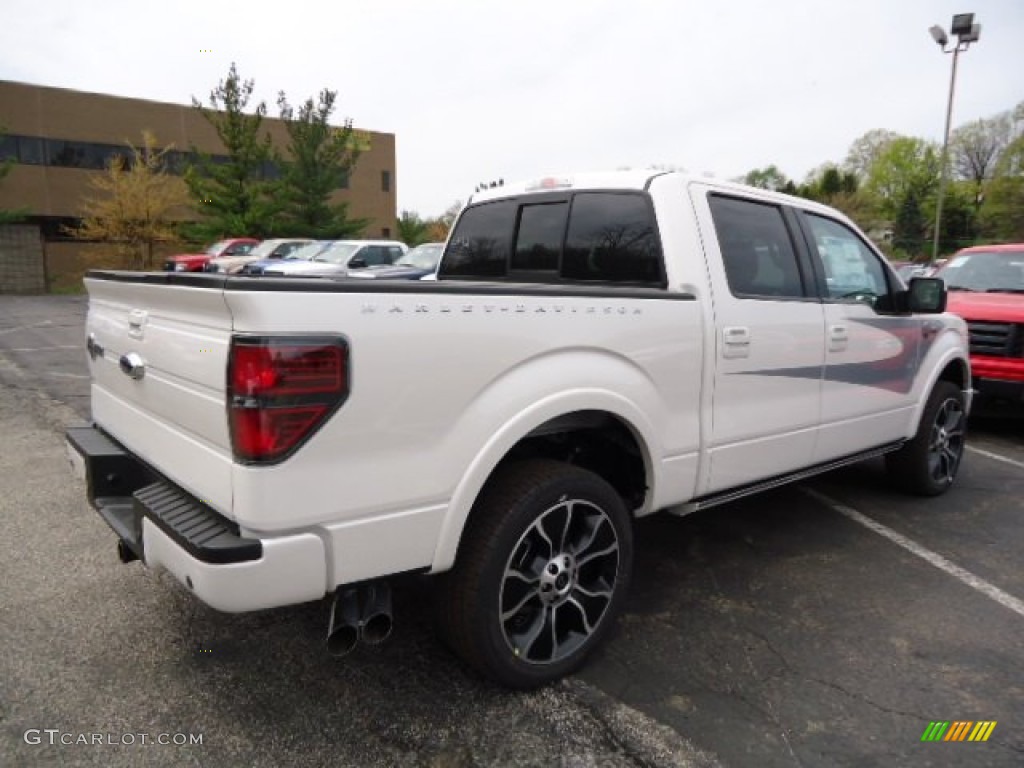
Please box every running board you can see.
[675,441,905,515]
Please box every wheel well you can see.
[938,359,968,390]
[495,410,649,511]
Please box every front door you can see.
[797,212,922,461]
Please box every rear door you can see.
[691,190,826,494]
[85,276,235,515]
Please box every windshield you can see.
[938,251,1024,293]
[314,242,361,264]
[397,244,443,269]
[284,242,328,261]
[204,240,231,256]
[245,240,294,259]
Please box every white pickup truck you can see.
[68,171,971,688]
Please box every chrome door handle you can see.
[722,326,751,359]
[828,324,849,352]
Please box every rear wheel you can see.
[435,460,633,689]
[886,381,966,496]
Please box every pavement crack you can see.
[805,676,925,720]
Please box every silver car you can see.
[262,240,408,276]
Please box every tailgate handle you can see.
[119,352,146,380]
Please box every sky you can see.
[1,0,1022,218]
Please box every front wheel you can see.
[886,380,966,496]
[435,460,633,689]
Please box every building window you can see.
[381,227,391,237]
[17,136,45,165]
[381,170,391,193]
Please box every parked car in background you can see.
[163,238,259,272]
[346,242,444,280]
[933,244,1024,406]
[205,238,313,274]
[261,240,407,276]
[240,240,329,275]
[891,261,931,282]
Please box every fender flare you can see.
[429,389,658,573]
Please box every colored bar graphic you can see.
[969,722,997,742]
[944,721,972,741]
[921,720,996,742]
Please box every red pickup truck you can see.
[163,238,259,272]
[934,244,1024,406]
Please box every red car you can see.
[934,244,1024,406]
[163,238,260,272]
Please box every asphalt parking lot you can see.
[1,295,1021,767]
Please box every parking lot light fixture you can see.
[929,13,981,265]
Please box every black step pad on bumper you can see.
[67,424,261,565]
[134,482,262,564]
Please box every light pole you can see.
[929,13,981,264]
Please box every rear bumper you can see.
[66,424,327,612]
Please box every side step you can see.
[678,441,905,514]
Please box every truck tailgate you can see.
[85,276,235,516]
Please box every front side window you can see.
[709,196,805,299]
[805,214,891,307]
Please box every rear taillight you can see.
[228,336,349,463]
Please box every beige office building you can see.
[0,80,397,292]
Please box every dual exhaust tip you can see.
[326,582,393,657]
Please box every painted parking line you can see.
[7,345,79,353]
[0,321,53,335]
[802,487,1024,620]
[967,445,1024,472]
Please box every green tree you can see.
[865,137,941,220]
[275,89,368,238]
[68,131,190,268]
[0,124,28,225]
[978,134,1024,241]
[892,190,926,257]
[396,210,429,246]
[424,199,463,242]
[185,63,279,239]
[950,114,1013,209]
[742,165,789,191]
[843,129,901,179]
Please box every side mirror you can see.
[907,277,946,313]
[348,257,367,269]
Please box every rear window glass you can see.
[562,193,662,283]
[439,192,663,285]
[512,203,567,272]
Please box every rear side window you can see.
[709,196,805,299]
[441,200,516,278]
[439,192,663,285]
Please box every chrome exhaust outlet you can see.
[326,588,360,657]
[359,582,393,646]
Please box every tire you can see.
[886,381,967,496]
[435,459,633,689]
